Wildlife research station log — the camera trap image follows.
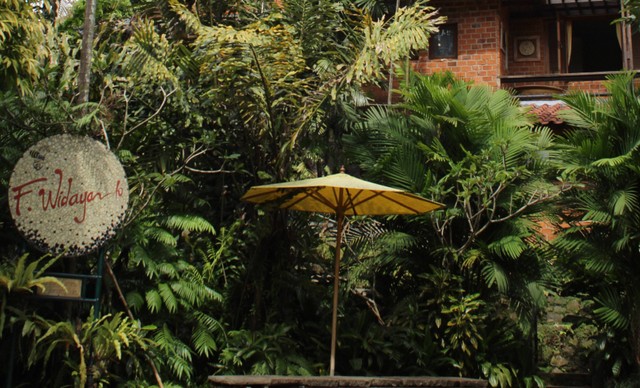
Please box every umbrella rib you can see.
[328,187,345,213]
[341,188,367,215]
[347,191,388,213]
[349,191,381,206]
[281,186,341,213]
[377,192,424,214]
[348,191,429,214]
[282,186,327,209]
[241,188,282,202]
[306,190,339,212]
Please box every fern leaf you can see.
[164,214,215,234]
[146,227,177,247]
[191,324,218,357]
[158,283,178,313]
[145,289,163,313]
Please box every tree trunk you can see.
[77,0,97,107]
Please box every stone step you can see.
[541,373,591,388]
[545,385,591,388]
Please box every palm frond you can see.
[609,185,639,216]
[526,281,547,308]
[345,0,444,84]
[584,253,616,274]
[124,18,181,88]
[481,260,509,292]
[594,288,629,330]
[488,235,527,260]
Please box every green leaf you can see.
[164,214,215,235]
[145,289,163,313]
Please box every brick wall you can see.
[389,1,640,98]
[508,18,548,75]
[567,80,608,95]
[507,80,609,95]
[412,0,502,88]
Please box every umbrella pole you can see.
[329,210,344,376]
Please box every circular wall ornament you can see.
[8,135,129,257]
[518,39,536,56]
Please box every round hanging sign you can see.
[8,134,129,257]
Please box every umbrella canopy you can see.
[241,169,444,375]
[241,171,443,216]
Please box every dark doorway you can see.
[568,18,622,72]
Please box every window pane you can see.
[430,24,457,59]
[568,18,621,72]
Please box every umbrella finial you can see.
[340,165,345,173]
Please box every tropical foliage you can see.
[344,70,567,383]
[551,72,640,384]
[2,0,640,386]
[0,0,48,93]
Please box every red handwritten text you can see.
[11,169,124,224]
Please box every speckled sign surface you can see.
[8,135,129,257]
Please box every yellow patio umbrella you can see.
[241,168,444,376]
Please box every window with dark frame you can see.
[568,18,621,72]
[547,16,622,73]
[429,24,458,59]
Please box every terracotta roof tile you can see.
[526,103,569,125]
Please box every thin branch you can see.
[351,288,385,325]
[183,146,208,165]
[456,182,575,254]
[117,87,176,150]
[105,261,134,320]
[98,118,110,149]
[182,146,236,174]
[123,145,229,224]
[105,260,164,387]
[124,176,168,227]
[184,166,235,174]
[117,89,131,151]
